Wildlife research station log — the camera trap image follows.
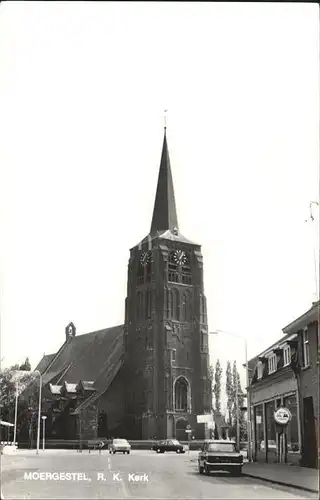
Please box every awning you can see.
[0,420,14,427]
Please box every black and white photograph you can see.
[0,2,319,499]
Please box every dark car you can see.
[198,440,243,476]
[152,439,185,454]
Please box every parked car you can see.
[260,440,276,451]
[198,440,243,476]
[109,438,131,454]
[152,439,185,454]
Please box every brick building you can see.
[33,129,212,442]
[247,300,319,468]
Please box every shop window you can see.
[302,329,310,367]
[283,395,300,453]
[254,405,264,452]
[283,345,291,367]
[265,400,276,454]
[268,354,277,374]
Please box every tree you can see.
[19,358,31,371]
[213,359,222,413]
[0,365,39,445]
[225,361,233,426]
[232,361,247,441]
[207,365,214,410]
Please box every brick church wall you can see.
[97,367,126,436]
[79,402,98,440]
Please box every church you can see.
[35,128,212,442]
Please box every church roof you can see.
[150,131,179,235]
[37,325,124,387]
[137,229,199,247]
[35,353,56,374]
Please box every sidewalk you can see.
[242,461,319,493]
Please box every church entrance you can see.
[175,419,188,442]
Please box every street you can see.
[1,450,317,499]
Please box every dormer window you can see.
[283,345,291,367]
[268,354,277,374]
[257,361,263,379]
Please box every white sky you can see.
[0,2,319,394]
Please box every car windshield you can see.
[171,440,180,445]
[207,442,236,452]
[113,439,128,445]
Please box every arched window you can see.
[174,377,188,411]
[200,294,206,323]
[146,290,152,319]
[136,292,144,321]
[146,259,152,283]
[182,290,192,321]
[172,289,179,320]
[168,290,173,319]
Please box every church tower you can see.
[124,128,211,440]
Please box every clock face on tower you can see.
[140,251,151,266]
[173,249,187,265]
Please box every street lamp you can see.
[208,329,252,462]
[13,381,18,446]
[42,416,47,451]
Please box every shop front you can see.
[252,392,300,465]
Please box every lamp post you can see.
[13,381,18,446]
[209,330,252,462]
[33,370,42,455]
[42,416,47,451]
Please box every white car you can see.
[260,440,276,451]
[109,438,131,454]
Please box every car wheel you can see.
[176,449,180,454]
[156,448,161,453]
[204,464,210,475]
[198,463,204,474]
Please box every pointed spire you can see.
[150,128,179,235]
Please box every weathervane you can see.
[164,109,168,130]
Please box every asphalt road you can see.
[1,450,317,499]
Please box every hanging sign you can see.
[274,407,292,426]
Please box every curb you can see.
[242,472,318,494]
